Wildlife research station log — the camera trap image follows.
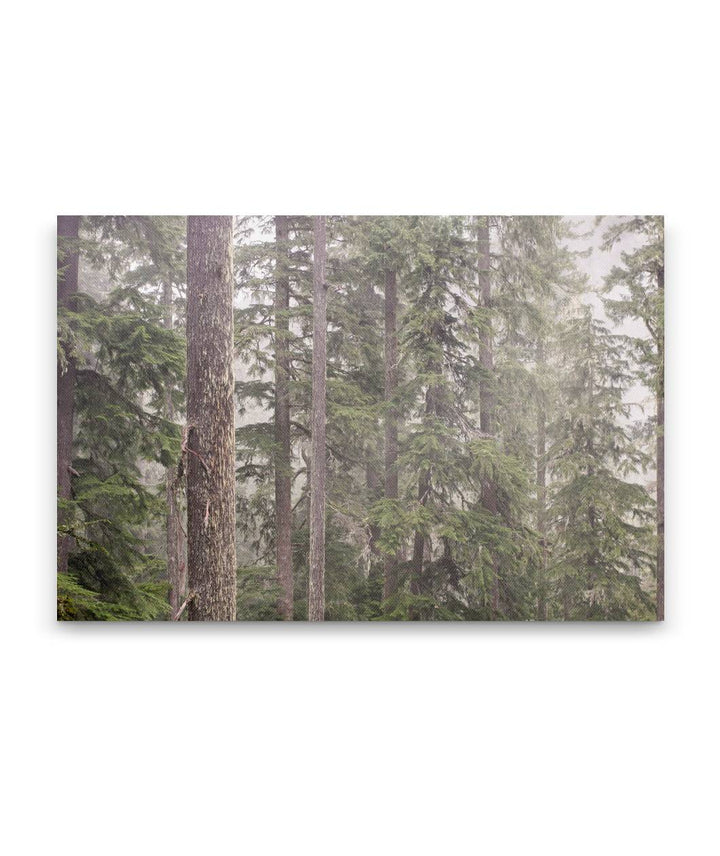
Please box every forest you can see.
[56,214,664,621]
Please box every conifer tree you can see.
[163,274,185,618]
[274,215,293,619]
[383,267,399,599]
[186,216,237,621]
[491,216,587,617]
[601,216,664,619]
[379,216,496,618]
[476,215,500,613]
[233,215,316,618]
[57,215,81,577]
[57,216,185,620]
[535,334,549,620]
[484,216,581,618]
[550,309,655,620]
[137,215,188,617]
[308,216,327,621]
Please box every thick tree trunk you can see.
[57,215,80,576]
[163,280,185,618]
[308,216,327,621]
[186,216,236,621]
[382,268,399,600]
[477,217,500,616]
[656,264,665,621]
[536,338,548,620]
[274,216,294,619]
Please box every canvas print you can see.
[56,216,664,621]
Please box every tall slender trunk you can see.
[656,264,665,620]
[382,268,399,600]
[308,216,327,621]
[186,216,236,621]
[585,353,598,612]
[411,386,434,603]
[478,217,494,436]
[366,457,381,560]
[587,501,599,604]
[477,216,500,615]
[57,215,80,576]
[562,580,572,621]
[363,277,382,571]
[536,338,548,620]
[411,469,431,593]
[163,280,185,618]
[274,216,294,619]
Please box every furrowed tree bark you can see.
[57,215,80,576]
[477,216,500,616]
[186,216,236,621]
[383,268,399,600]
[656,263,664,621]
[308,216,327,621]
[274,215,294,619]
[163,279,185,618]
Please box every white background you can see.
[2,2,717,854]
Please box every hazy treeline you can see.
[56,215,663,621]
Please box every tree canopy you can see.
[57,215,663,621]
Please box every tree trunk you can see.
[186,216,236,621]
[477,217,500,616]
[382,268,399,600]
[308,216,327,621]
[411,468,431,595]
[274,215,294,619]
[366,457,381,560]
[536,338,548,620]
[656,264,665,621]
[411,386,434,603]
[163,280,185,618]
[562,581,572,621]
[478,217,494,437]
[57,215,80,576]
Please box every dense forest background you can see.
[56,215,663,621]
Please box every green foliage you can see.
[236,566,283,621]
[58,553,170,622]
[547,309,656,620]
[601,215,664,447]
[57,216,185,620]
[58,215,661,620]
